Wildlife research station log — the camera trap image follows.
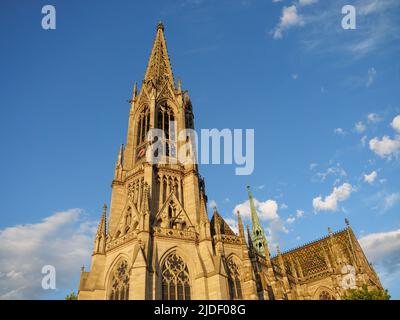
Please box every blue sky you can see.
[0,0,399,299]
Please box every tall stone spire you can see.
[98,204,107,236]
[237,210,245,239]
[144,22,175,88]
[247,186,270,257]
[94,204,107,254]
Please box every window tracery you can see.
[157,103,176,157]
[109,260,130,300]
[161,253,191,300]
[319,290,334,300]
[227,257,243,300]
[137,106,150,147]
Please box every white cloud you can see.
[0,209,96,299]
[312,183,354,212]
[272,5,304,39]
[366,67,377,87]
[355,121,366,133]
[334,128,346,135]
[369,135,400,159]
[233,198,287,247]
[315,163,347,182]
[234,198,279,221]
[364,170,378,184]
[359,0,400,16]
[208,199,217,209]
[361,135,368,147]
[391,115,400,133]
[292,0,400,59]
[367,113,382,123]
[309,163,318,170]
[382,193,400,212]
[359,228,400,278]
[225,218,238,235]
[280,203,288,210]
[370,190,400,213]
[299,0,318,6]
[284,209,303,225]
[296,209,304,218]
[291,73,299,80]
[286,217,296,224]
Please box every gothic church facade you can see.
[78,23,382,300]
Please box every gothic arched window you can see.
[137,106,150,146]
[109,260,130,300]
[161,252,191,300]
[319,290,334,300]
[227,258,243,300]
[157,103,175,157]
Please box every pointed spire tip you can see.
[157,21,164,31]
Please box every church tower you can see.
[78,22,252,300]
[78,23,383,301]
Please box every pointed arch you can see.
[106,255,131,300]
[160,250,191,300]
[313,286,336,300]
[226,254,243,300]
[136,105,150,147]
[156,101,176,158]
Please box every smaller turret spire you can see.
[199,192,209,222]
[132,81,137,99]
[237,210,245,238]
[94,204,107,255]
[247,186,270,257]
[97,204,107,236]
[177,78,182,94]
[116,144,124,167]
[213,207,221,236]
[114,145,124,181]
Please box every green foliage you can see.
[65,291,78,300]
[342,284,390,300]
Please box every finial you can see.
[328,227,333,235]
[157,21,164,31]
[133,81,137,98]
[276,245,281,255]
[178,79,182,93]
[345,218,350,227]
[117,144,124,167]
[103,203,107,211]
[81,265,85,272]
